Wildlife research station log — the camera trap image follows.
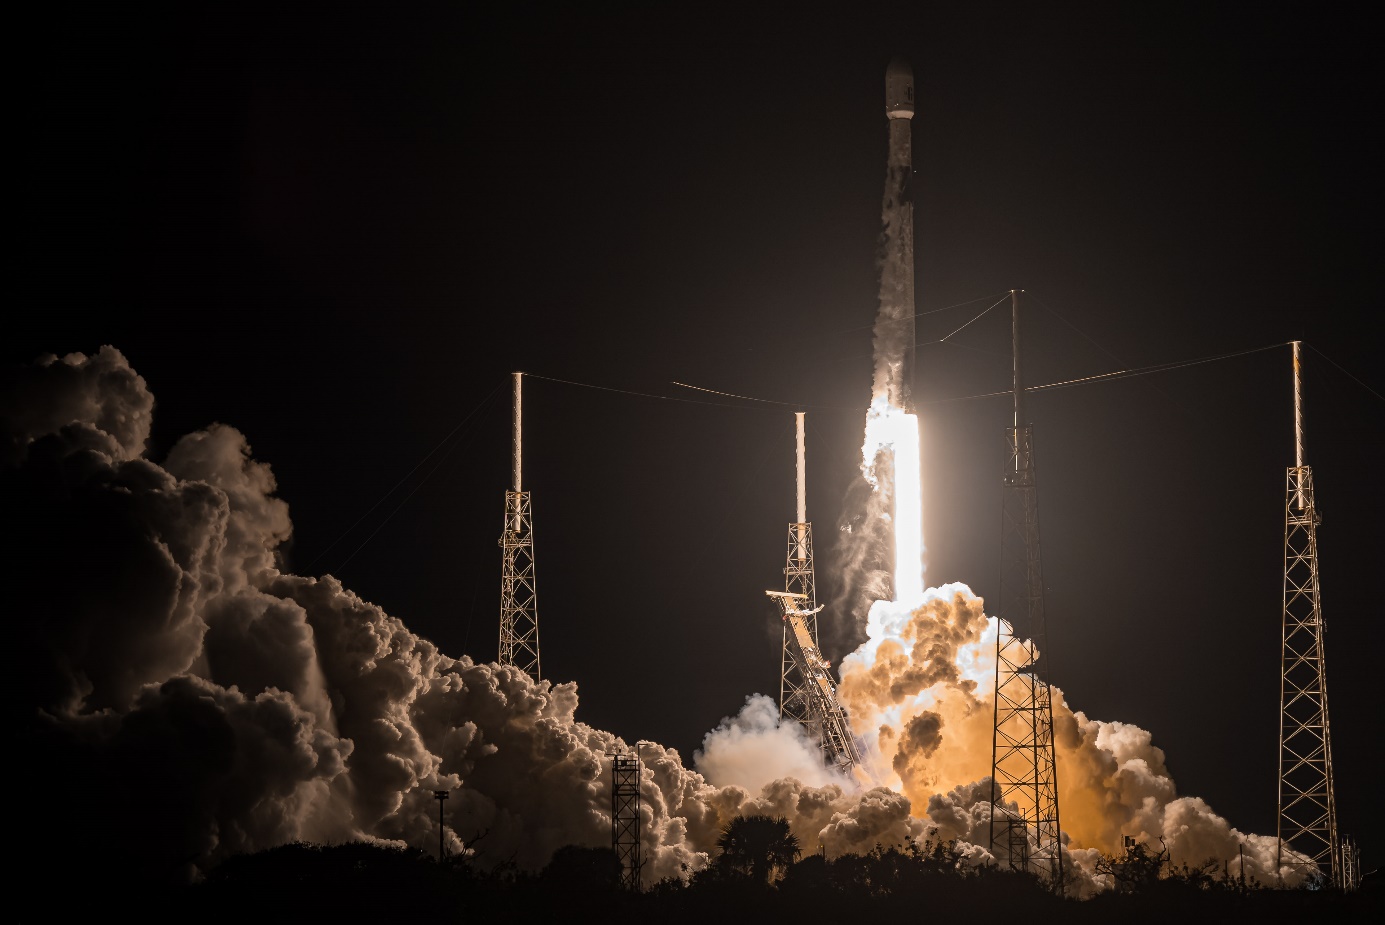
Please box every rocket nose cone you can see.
[885,56,915,119]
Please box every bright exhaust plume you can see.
[862,396,924,605]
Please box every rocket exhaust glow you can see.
[862,398,924,604]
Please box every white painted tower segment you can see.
[1292,342,1304,470]
[512,372,522,493]
[795,412,807,564]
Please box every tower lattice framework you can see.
[1340,836,1360,891]
[780,521,818,727]
[777,413,859,774]
[989,290,1062,884]
[1276,341,1339,885]
[499,372,540,679]
[769,591,860,774]
[611,754,642,891]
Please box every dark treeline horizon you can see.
[108,836,1382,923]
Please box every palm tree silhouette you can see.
[716,815,801,882]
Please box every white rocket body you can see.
[875,57,916,410]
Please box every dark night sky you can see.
[15,3,1382,857]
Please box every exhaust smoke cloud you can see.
[7,348,1302,893]
[4,349,942,885]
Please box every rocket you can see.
[886,56,915,120]
[874,57,916,411]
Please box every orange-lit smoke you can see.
[824,374,1304,890]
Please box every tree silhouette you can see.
[539,845,623,892]
[155,837,1374,921]
[716,815,801,882]
[1094,837,1170,893]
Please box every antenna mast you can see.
[1276,341,1340,885]
[499,372,540,678]
[989,290,1063,885]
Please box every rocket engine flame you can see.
[862,396,924,605]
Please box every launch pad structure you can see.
[773,413,860,775]
[988,290,1063,884]
[768,591,861,774]
[499,372,541,679]
[1276,341,1342,886]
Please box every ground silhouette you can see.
[151,824,1381,923]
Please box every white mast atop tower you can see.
[498,372,540,678]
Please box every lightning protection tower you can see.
[1276,341,1340,885]
[499,372,540,679]
[781,413,819,725]
[989,290,1063,885]
[611,753,642,891]
[767,591,861,774]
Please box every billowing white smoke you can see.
[695,695,841,791]
[5,348,933,885]
[6,348,1304,893]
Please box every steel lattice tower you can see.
[499,372,540,679]
[1340,836,1360,891]
[611,754,642,890]
[989,290,1062,883]
[781,413,818,726]
[768,591,861,774]
[1276,341,1339,885]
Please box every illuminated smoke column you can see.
[869,56,922,600]
[862,398,924,604]
[834,58,924,623]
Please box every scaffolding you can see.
[989,290,1062,884]
[1276,341,1339,886]
[779,522,818,726]
[768,591,860,774]
[498,372,540,679]
[612,754,642,891]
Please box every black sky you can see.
[15,2,1382,857]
